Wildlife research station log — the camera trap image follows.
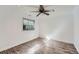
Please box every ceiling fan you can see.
[32,5,55,17]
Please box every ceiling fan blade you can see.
[43,12,49,15]
[37,13,41,16]
[45,9,55,12]
[44,10,50,12]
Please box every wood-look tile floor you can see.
[0,37,78,54]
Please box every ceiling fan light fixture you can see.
[31,5,55,17]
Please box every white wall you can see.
[0,6,39,51]
[73,6,79,53]
[38,6,74,43]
